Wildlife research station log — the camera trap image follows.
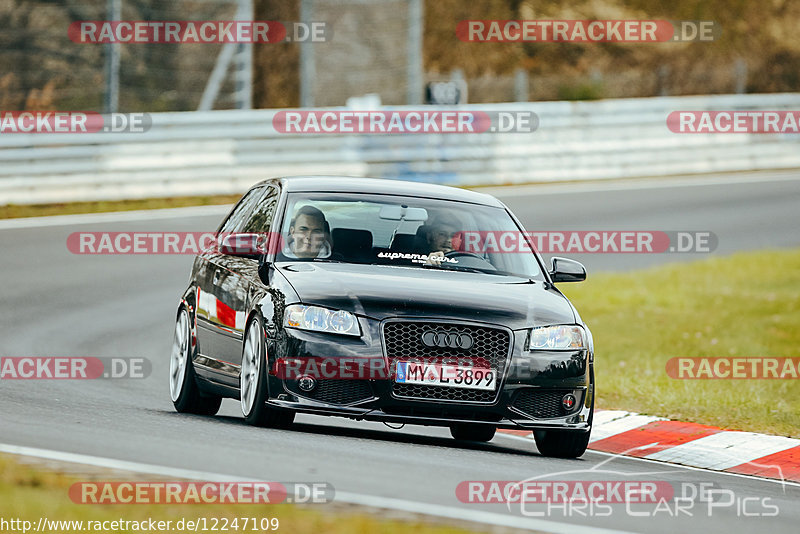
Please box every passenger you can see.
[423,213,461,267]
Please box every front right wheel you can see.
[240,316,295,428]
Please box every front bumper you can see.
[265,317,594,432]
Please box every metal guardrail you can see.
[1,93,799,205]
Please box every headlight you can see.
[284,305,361,337]
[528,325,586,351]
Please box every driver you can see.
[282,205,332,259]
[423,213,461,267]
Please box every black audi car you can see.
[170,176,594,457]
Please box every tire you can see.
[449,423,496,442]
[170,308,222,415]
[533,430,590,458]
[240,316,295,428]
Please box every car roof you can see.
[254,176,505,208]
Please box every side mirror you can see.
[549,257,586,283]
[218,233,269,259]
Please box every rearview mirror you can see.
[379,205,428,221]
[549,257,586,283]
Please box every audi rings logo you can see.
[420,330,474,350]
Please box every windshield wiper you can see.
[446,266,489,274]
[426,264,500,275]
[439,265,534,279]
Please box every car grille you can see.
[383,321,510,403]
[286,379,374,405]
[512,389,582,419]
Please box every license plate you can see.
[394,361,496,391]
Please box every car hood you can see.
[275,262,576,329]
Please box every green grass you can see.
[0,195,241,220]
[0,455,477,534]
[560,249,800,438]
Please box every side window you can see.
[219,187,266,234]
[241,187,279,233]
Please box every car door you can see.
[199,186,281,374]
[195,186,267,376]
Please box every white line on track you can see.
[643,432,800,470]
[495,432,800,489]
[0,442,632,534]
[588,414,666,443]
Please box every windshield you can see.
[275,192,543,280]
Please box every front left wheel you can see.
[240,316,295,428]
[533,429,590,458]
[170,308,222,415]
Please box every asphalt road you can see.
[1,171,799,533]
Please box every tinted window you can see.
[219,187,272,234]
[278,192,543,280]
[241,187,279,233]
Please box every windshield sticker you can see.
[377,252,459,264]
